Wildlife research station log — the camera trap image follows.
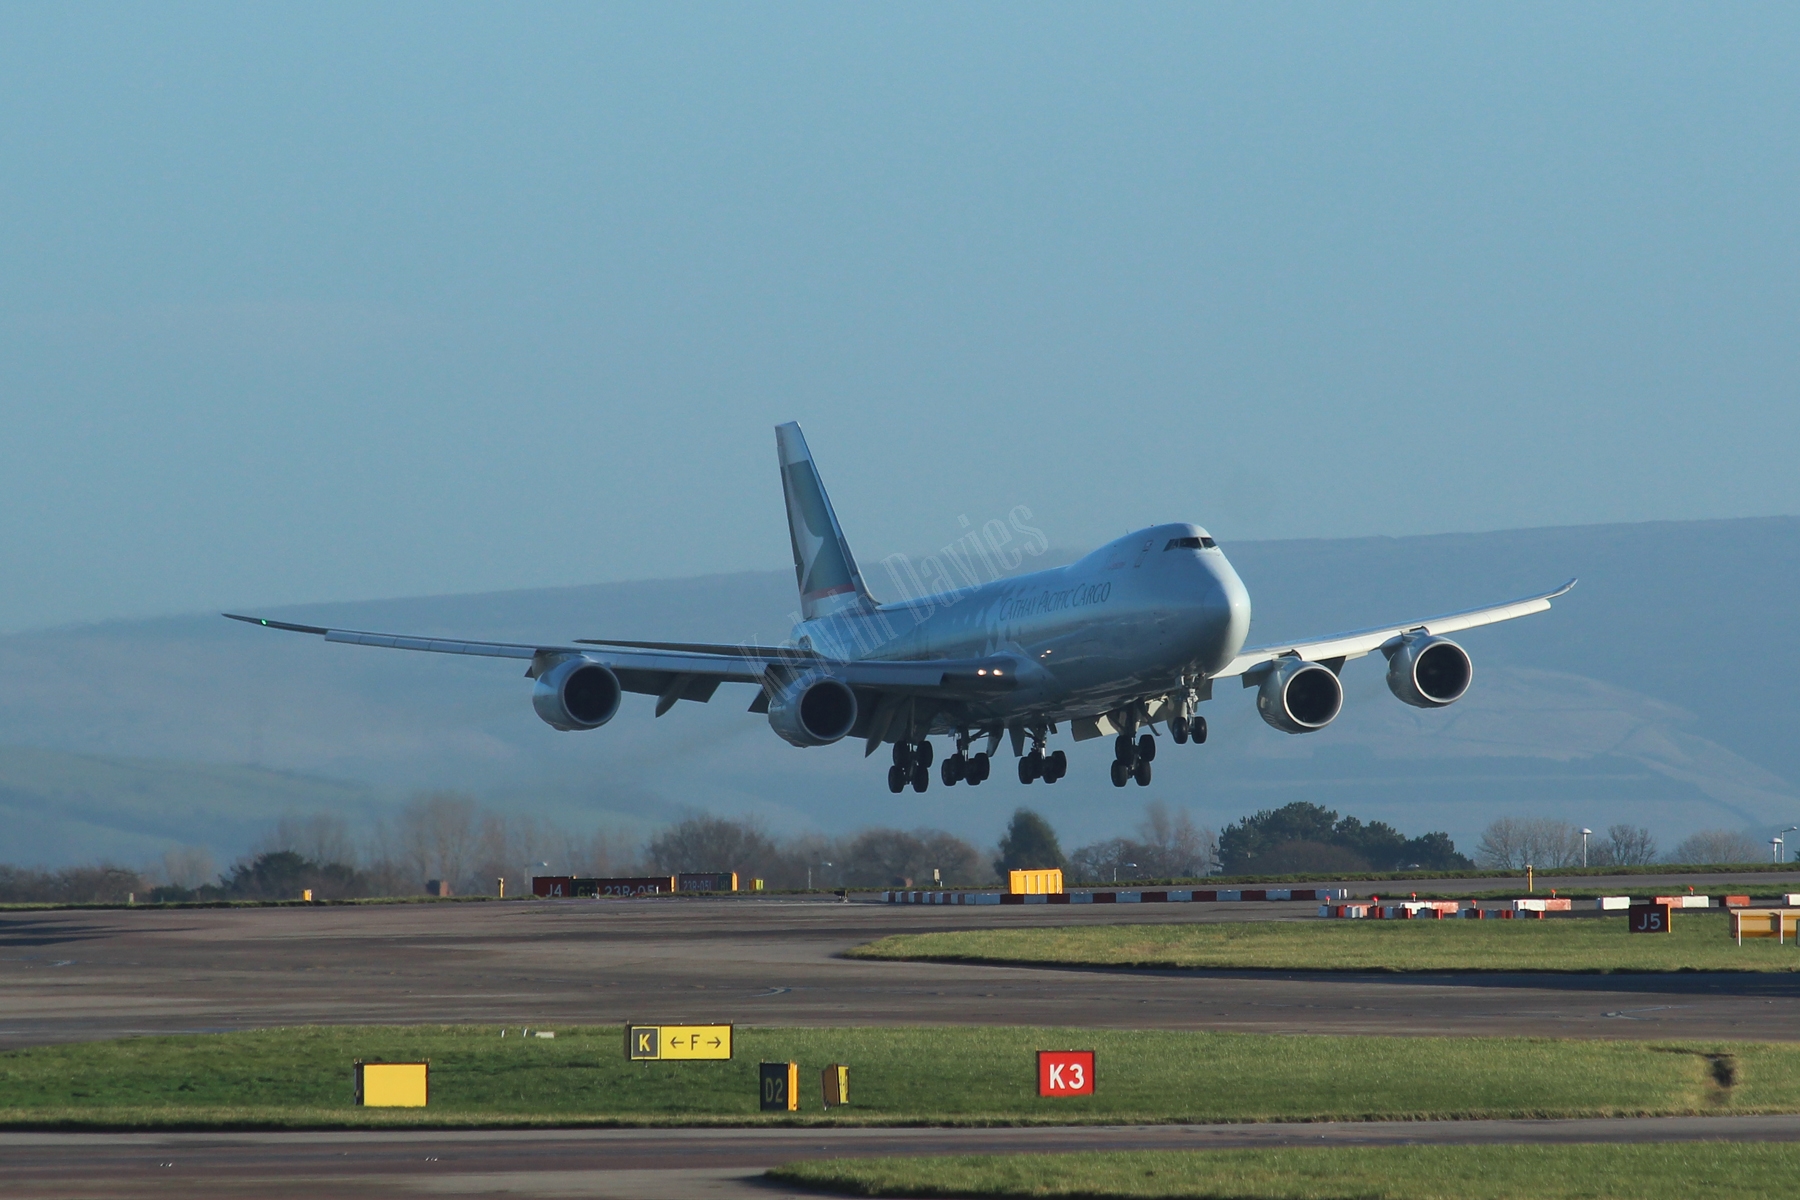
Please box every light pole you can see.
[1780,828,1799,864]
[808,860,834,890]
[1581,828,1592,868]
[1115,861,1137,884]
[1774,838,1784,864]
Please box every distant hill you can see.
[0,746,379,866]
[1,516,1796,866]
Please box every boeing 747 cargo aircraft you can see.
[229,423,1571,792]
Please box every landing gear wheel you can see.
[1045,750,1067,782]
[1138,733,1156,763]
[1110,759,1130,787]
[915,741,934,769]
[1018,753,1042,784]
[1134,758,1153,786]
[887,764,906,793]
[1114,734,1136,765]
[1191,715,1207,745]
[1171,715,1189,744]
[892,741,912,768]
[911,763,930,793]
[942,754,965,787]
[968,752,990,784]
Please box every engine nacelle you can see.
[532,657,623,731]
[1255,658,1344,734]
[1384,634,1473,708]
[767,675,858,747]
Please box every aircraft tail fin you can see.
[776,422,876,621]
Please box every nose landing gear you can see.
[1171,714,1207,745]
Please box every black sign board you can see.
[760,1061,798,1111]
[1628,902,1672,933]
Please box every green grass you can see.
[769,1144,1800,1198]
[848,912,1800,974]
[3,1025,1799,1129]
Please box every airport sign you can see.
[626,1023,733,1060]
[1037,1049,1095,1096]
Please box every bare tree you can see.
[259,813,356,867]
[1670,829,1763,865]
[161,844,216,890]
[1475,817,1583,870]
[377,792,480,892]
[646,814,782,879]
[1605,824,1658,867]
[836,828,988,887]
[1069,804,1219,883]
[1135,802,1218,878]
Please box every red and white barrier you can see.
[883,886,1350,906]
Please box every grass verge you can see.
[768,1144,1800,1198]
[848,911,1800,974]
[1,1025,1796,1129]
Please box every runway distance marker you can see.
[1038,1049,1095,1096]
[626,1023,733,1060]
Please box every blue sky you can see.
[1,3,1795,633]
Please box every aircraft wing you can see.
[223,614,1020,706]
[1212,578,1576,680]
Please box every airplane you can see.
[227,421,1572,793]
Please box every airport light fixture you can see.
[1115,861,1137,884]
[1780,828,1799,864]
[1774,838,1784,864]
[1581,828,1592,868]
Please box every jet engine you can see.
[532,657,623,731]
[768,675,858,747]
[1384,634,1472,708]
[1255,658,1344,734]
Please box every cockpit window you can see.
[1165,536,1217,550]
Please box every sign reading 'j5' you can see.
[627,1024,734,1060]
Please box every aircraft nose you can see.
[1198,556,1252,672]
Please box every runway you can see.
[8,1116,1800,1198]
[5,891,1800,1047]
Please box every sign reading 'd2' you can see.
[1037,1049,1095,1096]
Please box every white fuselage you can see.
[793,523,1251,730]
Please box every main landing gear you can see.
[939,732,991,787]
[1110,732,1156,787]
[1017,730,1067,785]
[887,740,933,794]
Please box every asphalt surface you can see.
[8,1116,1800,1198]
[6,888,1800,1047]
[9,889,1800,1196]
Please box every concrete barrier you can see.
[1595,896,1631,910]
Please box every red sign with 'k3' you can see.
[1037,1050,1095,1096]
